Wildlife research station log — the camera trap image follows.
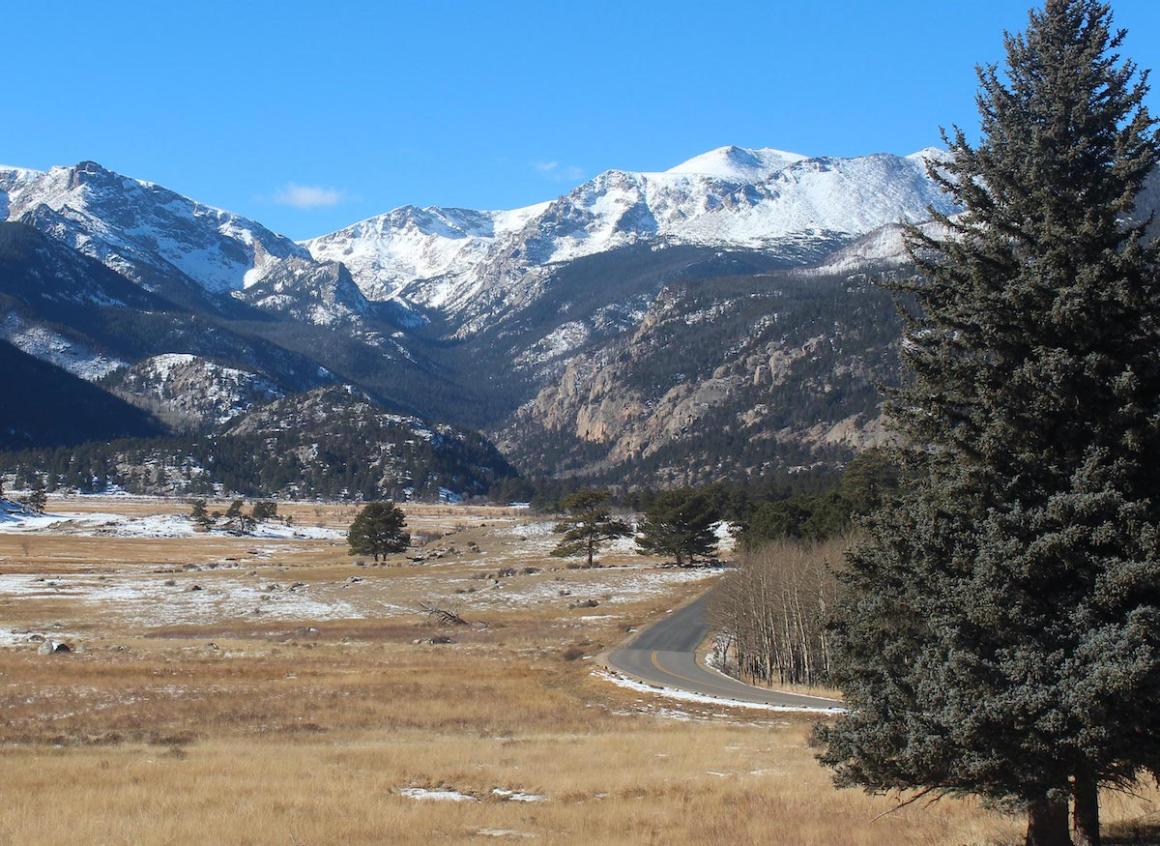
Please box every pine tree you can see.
[635,488,720,566]
[347,501,410,562]
[21,482,47,514]
[189,498,213,530]
[251,501,278,523]
[815,3,1160,846]
[550,489,632,567]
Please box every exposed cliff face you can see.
[494,272,900,486]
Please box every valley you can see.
[2,495,1132,846]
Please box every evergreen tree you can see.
[635,488,719,566]
[225,499,244,520]
[189,498,213,530]
[816,3,1160,846]
[251,500,278,522]
[347,501,410,562]
[21,482,47,514]
[550,489,632,567]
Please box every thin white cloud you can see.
[532,161,584,182]
[272,183,345,209]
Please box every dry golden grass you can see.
[0,497,1155,845]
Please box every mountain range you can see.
[0,144,992,495]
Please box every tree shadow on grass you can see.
[1105,817,1160,845]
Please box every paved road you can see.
[608,592,843,710]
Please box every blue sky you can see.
[7,0,1160,239]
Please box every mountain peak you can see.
[665,145,808,181]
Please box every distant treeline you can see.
[492,448,900,543]
[0,426,514,502]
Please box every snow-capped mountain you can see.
[0,145,970,487]
[304,145,957,326]
[0,161,310,297]
[305,204,548,304]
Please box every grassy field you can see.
[0,497,1155,845]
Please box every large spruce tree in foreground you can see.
[815,3,1160,845]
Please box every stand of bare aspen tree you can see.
[709,538,844,688]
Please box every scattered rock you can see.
[414,635,456,645]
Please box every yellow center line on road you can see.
[648,649,769,701]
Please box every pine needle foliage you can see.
[550,489,632,567]
[635,488,720,566]
[347,501,410,562]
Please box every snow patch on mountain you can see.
[801,218,954,276]
[514,320,591,368]
[0,312,125,380]
[105,354,284,428]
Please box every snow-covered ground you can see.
[457,566,723,610]
[0,573,363,628]
[395,786,547,803]
[397,787,475,801]
[0,501,728,637]
[0,627,79,646]
[0,509,343,540]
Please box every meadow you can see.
[0,497,1154,845]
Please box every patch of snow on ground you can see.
[398,787,476,802]
[475,830,534,840]
[0,510,343,540]
[0,627,79,647]
[436,565,721,612]
[0,574,360,627]
[492,788,547,802]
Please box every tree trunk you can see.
[1072,772,1100,846]
[1026,792,1072,846]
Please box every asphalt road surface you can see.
[608,592,843,710]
